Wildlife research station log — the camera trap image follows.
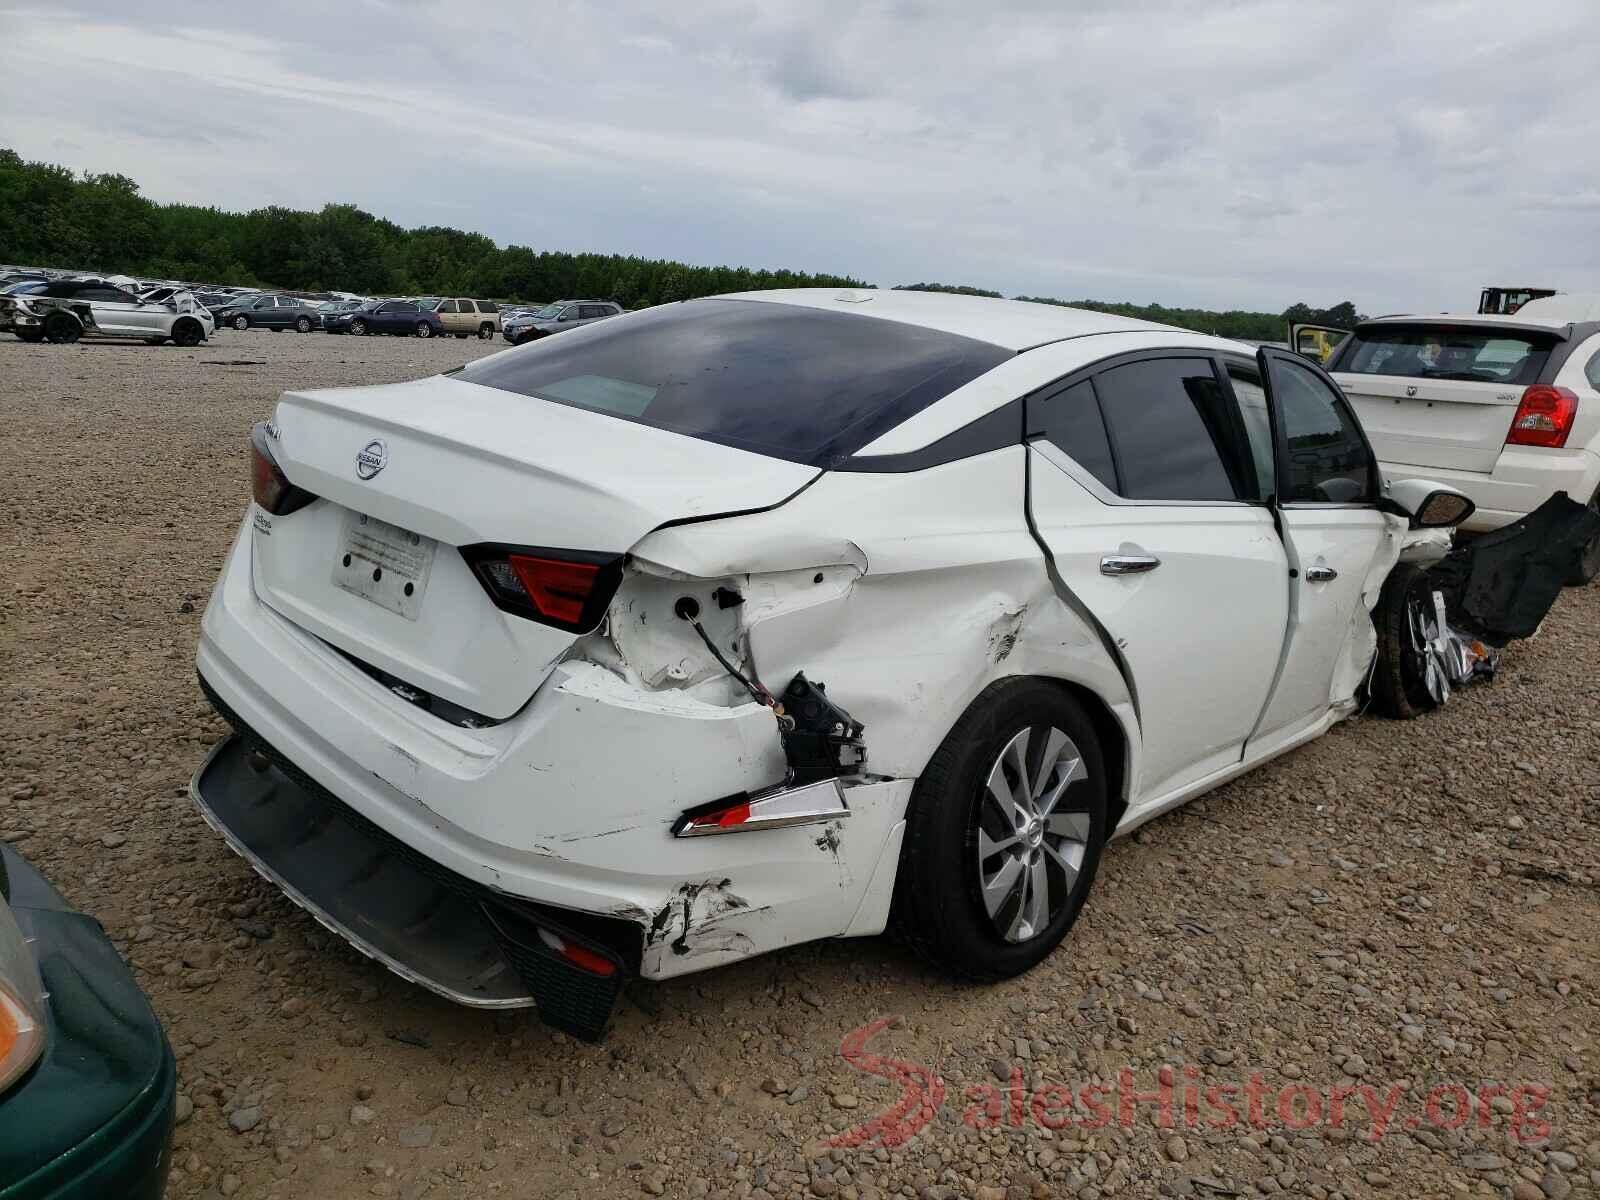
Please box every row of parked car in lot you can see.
[0,264,625,349]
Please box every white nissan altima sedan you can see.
[192,289,1471,1039]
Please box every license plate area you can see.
[332,511,437,620]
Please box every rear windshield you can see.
[1332,325,1554,385]
[452,298,1012,466]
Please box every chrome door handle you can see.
[1305,565,1339,582]
[1100,554,1161,576]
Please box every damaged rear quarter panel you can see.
[630,447,1136,785]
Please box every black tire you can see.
[349,319,367,336]
[232,314,250,331]
[1565,490,1600,586]
[295,316,313,333]
[478,323,494,340]
[893,678,1108,981]
[1370,562,1441,719]
[415,322,432,338]
[14,328,44,344]
[172,318,203,347]
[43,313,81,344]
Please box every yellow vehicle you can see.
[1288,323,1349,364]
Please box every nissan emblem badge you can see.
[356,438,387,480]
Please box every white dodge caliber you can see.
[192,289,1470,1038]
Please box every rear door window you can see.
[1093,357,1258,501]
[454,297,1011,466]
[476,301,498,313]
[1027,379,1117,492]
[1335,326,1553,385]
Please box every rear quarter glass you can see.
[450,298,1012,467]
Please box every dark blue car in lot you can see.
[322,299,445,338]
[0,843,175,1200]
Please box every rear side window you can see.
[1094,357,1256,502]
[1029,380,1117,492]
[1335,326,1553,384]
[453,298,1012,466]
[1586,348,1600,391]
[1267,357,1378,504]
[476,301,498,313]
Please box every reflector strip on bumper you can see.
[672,777,850,837]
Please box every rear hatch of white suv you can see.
[1328,319,1579,473]
[245,297,1011,721]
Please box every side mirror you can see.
[1380,478,1476,528]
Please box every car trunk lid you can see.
[1337,375,1528,473]
[251,374,817,719]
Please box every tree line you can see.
[0,148,1363,335]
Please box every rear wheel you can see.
[43,313,81,343]
[1370,562,1442,719]
[415,322,432,338]
[172,318,204,347]
[1566,490,1600,586]
[894,678,1108,980]
[295,316,313,333]
[232,314,249,331]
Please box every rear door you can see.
[1330,323,1560,472]
[82,285,143,334]
[1026,352,1289,801]
[1245,349,1392,751]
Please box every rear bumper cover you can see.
[1381,446,1600,531]
[193,515,911,996]
[190,721,629,1040]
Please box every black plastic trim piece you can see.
[838,398,1024,473]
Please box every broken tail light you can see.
[1506,385,1578,448]
[250,422,318,516]
[460,545,623,632]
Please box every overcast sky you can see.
[2,0,1595,314]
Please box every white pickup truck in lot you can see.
[1298,313,1600,584]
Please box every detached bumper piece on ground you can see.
[191,707,630,1042]
[0,846,176,1200]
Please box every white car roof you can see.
[722,287,1185,351]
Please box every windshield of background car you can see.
[531,304,563,319]
[453,298,1013,466]
[1333,325,1555,385]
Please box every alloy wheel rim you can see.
[975,725,1091,943]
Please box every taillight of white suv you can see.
[1506,385,1579,448]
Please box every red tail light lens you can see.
[461,545,622,632]
[1506,385,1579,448]
[250,422,317,515]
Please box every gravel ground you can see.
[1,330,1598,1200]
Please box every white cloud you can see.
[1,0,1594,312]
